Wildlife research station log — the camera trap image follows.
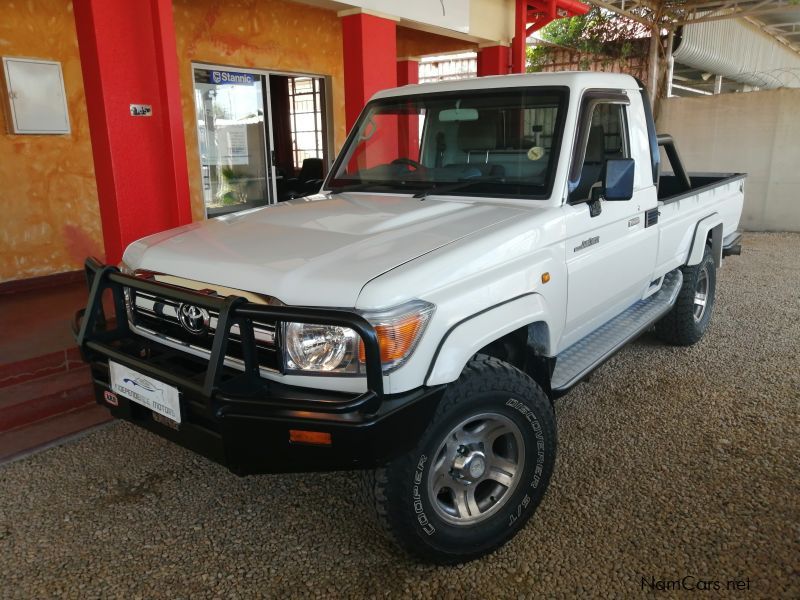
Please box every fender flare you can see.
[687,214,723,268]
[425,293,550,386]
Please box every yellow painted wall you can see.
[0,0,103,282]
[172,0,348,221]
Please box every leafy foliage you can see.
[527,7,650,72]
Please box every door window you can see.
[571,102,629,202]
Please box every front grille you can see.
[129,289,280,372]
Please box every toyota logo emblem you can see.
[177,303,210,335]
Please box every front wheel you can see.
[361,355,557,564]
[655,243,717,346]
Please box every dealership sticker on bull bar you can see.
[109,361,181,424]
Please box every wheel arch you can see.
[424,294,555,395]
[687,214,723,268]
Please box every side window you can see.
[571,103,629,202]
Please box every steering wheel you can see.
[391,157,426,172]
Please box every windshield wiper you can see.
[329,180,428,195]
[328,181,386,195]
[412,177,503,200]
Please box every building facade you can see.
[1,0,525,284]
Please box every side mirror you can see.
[603,158,635,200]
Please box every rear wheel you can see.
[361,355,556,564]
[655,244,717,346]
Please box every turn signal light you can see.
[289,430,332,446]
[358,312,427,363]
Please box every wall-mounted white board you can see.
[2,57,71,134]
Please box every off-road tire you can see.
[655,243,717,346]
[360,355,556,564]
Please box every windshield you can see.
[327,87,568,199]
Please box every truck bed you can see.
[658,172,746,204]
[652,171,745,280]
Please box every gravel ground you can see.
[1,232,798,598]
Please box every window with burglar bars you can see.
[419,52,478,84]
[288,77,324,170]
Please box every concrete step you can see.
[0,367,95,433]
[0,348,84,389]
[0,402,112,463]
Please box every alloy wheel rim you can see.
[427,411,525,526]
[693,267,709,322]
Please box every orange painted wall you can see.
[172,0,347,221]
[0,0,478,282]
[0,0,103,282]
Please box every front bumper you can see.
[75,258,445,475]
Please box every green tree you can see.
[527,7,649,72]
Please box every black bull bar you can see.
[75,257,388,417]
[73,258,449,474]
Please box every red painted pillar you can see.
[478,45,510,76]
[341,11,398,131]
[396,58,419,160]
[511,0,528,74]
[73,0,192,265]
[396,58,419,87]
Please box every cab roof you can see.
[372,71,641,101]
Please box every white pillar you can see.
[665,29,674,98]
[714,75,723,94]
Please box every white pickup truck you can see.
[75,72,744,564]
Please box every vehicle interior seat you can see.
[447,115,504,178]
[282,158,324,200]
[447,113,558,183]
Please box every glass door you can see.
[193,66,275,217]
[268,74,329,201]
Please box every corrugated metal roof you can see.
[592,1,800,53]
[751,5,800,54]
[673,16,800,88]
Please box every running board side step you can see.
[551,270,683,393]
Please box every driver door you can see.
[561,94,659,349]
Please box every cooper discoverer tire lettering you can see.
[361,355,557,564]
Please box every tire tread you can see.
[655,245,716,346]
[361,355,555,564]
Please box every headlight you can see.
[284,323,359,373]
[282,300,434,375]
